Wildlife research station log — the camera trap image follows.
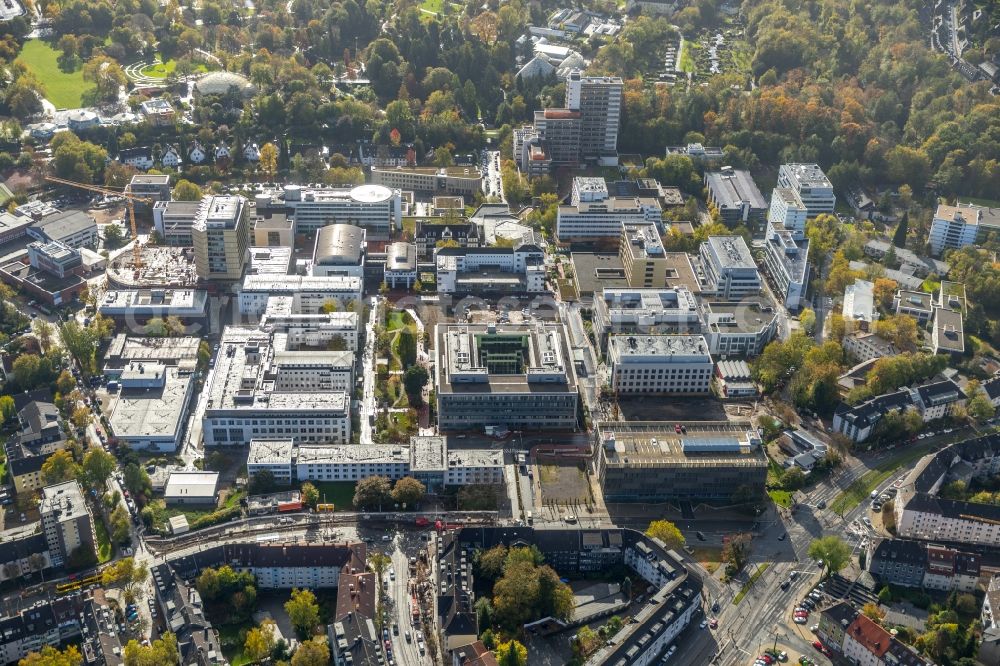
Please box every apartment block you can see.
[699,236,761,299]
[927,203,1000,256]
[842,331,898,363]
[767,187,808,232]
[257,183,401,238]
[246,436,503,490]
[833,378,966,443]
[435,237,546,294]
[514,71,623,173]
[592,287,702,348]
[4,400,65,495]
[556,177,661,241]
[152,199,202,246]
[40,481,97,567]
[238,274,363,316]
[202,327,351,446]
[438,527,701,666]
[762,221,809,309]
[866,538,980,593]
[608,334,713,395]
[371,166,482,197]
[191,195,250,280]
[777,163,835,217]
[619,222,699,289]
[981,576,1000,666]
[127,174,172,203]
[704,167,767,227]
[0,596,90,665]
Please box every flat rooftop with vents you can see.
[596,421,768,501]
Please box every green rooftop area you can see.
[476,333,529,374]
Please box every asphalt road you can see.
[703,427,984,665]
[387,535,429,666]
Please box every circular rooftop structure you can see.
[66,110,99,127]
[193,71,256,97]
[350,184,394,204]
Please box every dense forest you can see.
[0,0,996,200]
[620,0,1000,198]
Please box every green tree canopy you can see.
[645,520,685,549]
[284,588,321,638]
[353,475,392,509]
[808,536,852,578]
[172,179,203,201]
[391,476,426,507]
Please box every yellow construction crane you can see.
[45,175,154,269]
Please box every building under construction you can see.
[107,245,199,289]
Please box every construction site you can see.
[107,245,199,289]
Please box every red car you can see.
[812,640,824,650]
[761,655,774,664]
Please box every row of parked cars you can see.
[753,649,788,665]
[792,578,824,625]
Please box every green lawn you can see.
[146,490,245,532]
[729,42,753,74]
[420,0,444,12]
[138,58,208,79]
[678,40,696,74]
[217,622,253,666]
[95,517,113,563]
[311,481,356,510]
[140,58,177,79]
[386,310,411,332]
[768,489,793,508]
[689,546,722,575]
[16,40,93,109]
[922,278,941,293]
[733,562,770,605]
